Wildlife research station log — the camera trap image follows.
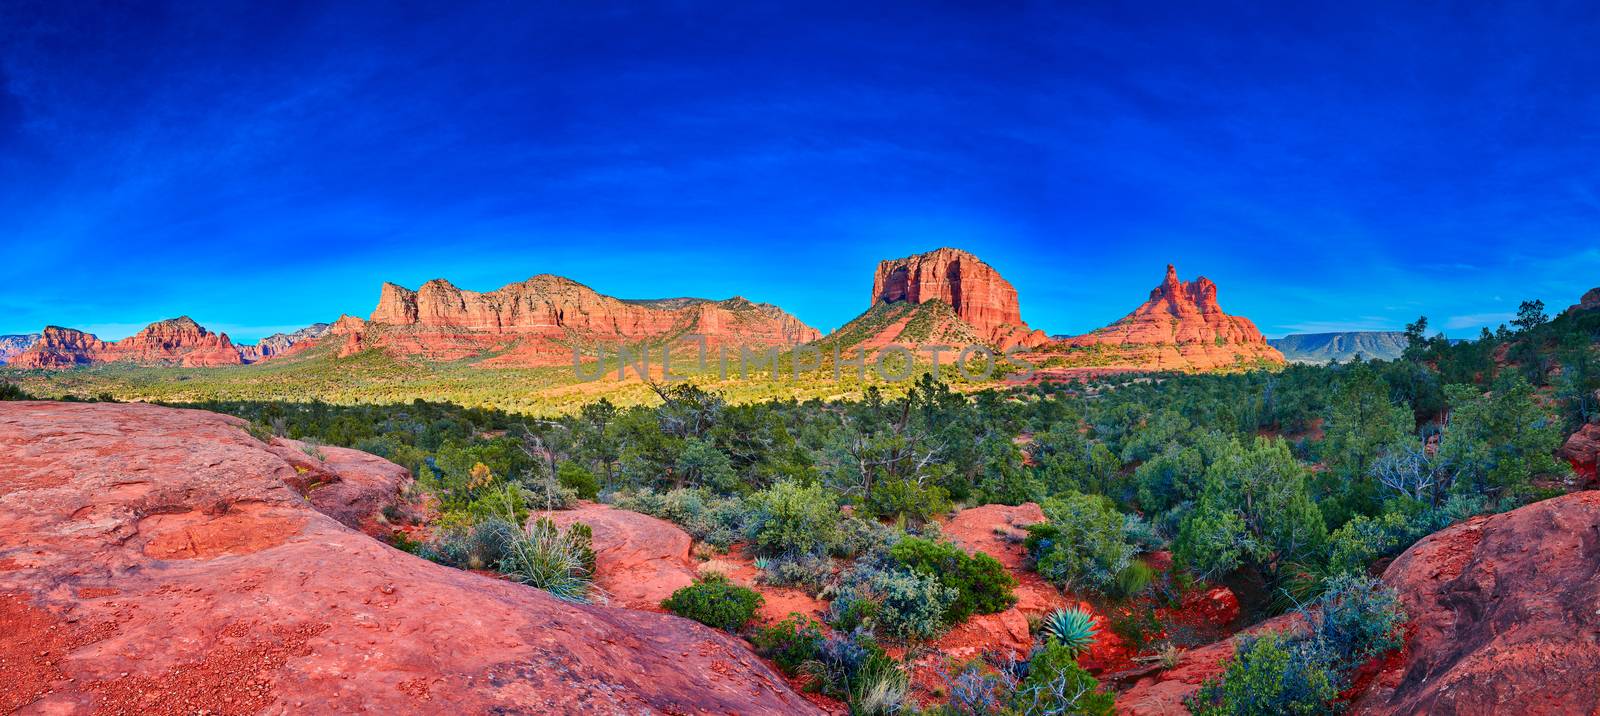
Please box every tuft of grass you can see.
[498,514,597,603]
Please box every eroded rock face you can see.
[239,323,333,363]
[1562,423,1600,485]
[0,402,820,714]
[9,318,243,368]
[364,275,820,365]
[0,333,39,365]
[870,248,1047,349]
[8,326,108,368]
[1060,265,1285,371]
[1353,491,1600,715]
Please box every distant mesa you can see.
[359,274,819,366]
[1269,331,1409,364]
[1049,264,1285,371]
[825,247,1047,353]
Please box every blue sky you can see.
[1,1,1597,342]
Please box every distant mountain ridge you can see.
[1269,331,1409,363]
[0,333,40,365]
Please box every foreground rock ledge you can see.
[0,401,819,715]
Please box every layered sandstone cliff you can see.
[0,401,821,714]
[869,248,1047,349]
[361,274,820,365]
[1057,265,1284,371]
[825,248,1047,354]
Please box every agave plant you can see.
[1040,607,1098,656]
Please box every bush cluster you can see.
[661,572,764,632]
[887,536,1017,624]
[1188,575,1405,715]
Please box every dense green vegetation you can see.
[661,573,765,631]
[6,294,1591,715]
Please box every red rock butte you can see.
[871,248,1048,349]
[825,247,1047,352]
[1058,264,1284,371]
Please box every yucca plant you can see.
[1041,607,1099,657]
[497,513,597,603]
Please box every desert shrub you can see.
[801,629,908,715]
[751,614,825,675]
[1305,575,1406,673]
[934,659,1016,716]
[1026,492,1135,594]
[1189,575,1405,715]
[835,514,901,558]
[1109,605,1163,652]
[0,381,32,400]
[746,480,841,557]
[888,536,1017,624]
[826,563,956,641]
[498,516,596,602]
[1039,607,1098,657]
[865,477,951,527]
[1325,511,1408,576]
[1112,561,1155,600]
[661,572,764,632]
[1188,632,1338,716]
[755,553,834,593]
[609,487,748,548]
[556,460,600,500]
[1012,641,1116,715]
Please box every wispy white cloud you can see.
[1445,312,1513,330]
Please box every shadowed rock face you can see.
[0,401,821,714]
[1063,265,1285,371]
[869,248,1047,349]
[1353,491,1600,715]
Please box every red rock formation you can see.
[0,333,39,365]
[0,401,820,714]
[364,275,820,365]
[544,503,699,611]
[869,248,1047,349]
[1564,286,1600,315]
[1562,422,1600,485]
[1057,265,1285,371]
[9,318,243,368]
[112,317,242,367]
[239,323,333,363]
[1353,491,1600,715]
[7,327,106,368]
